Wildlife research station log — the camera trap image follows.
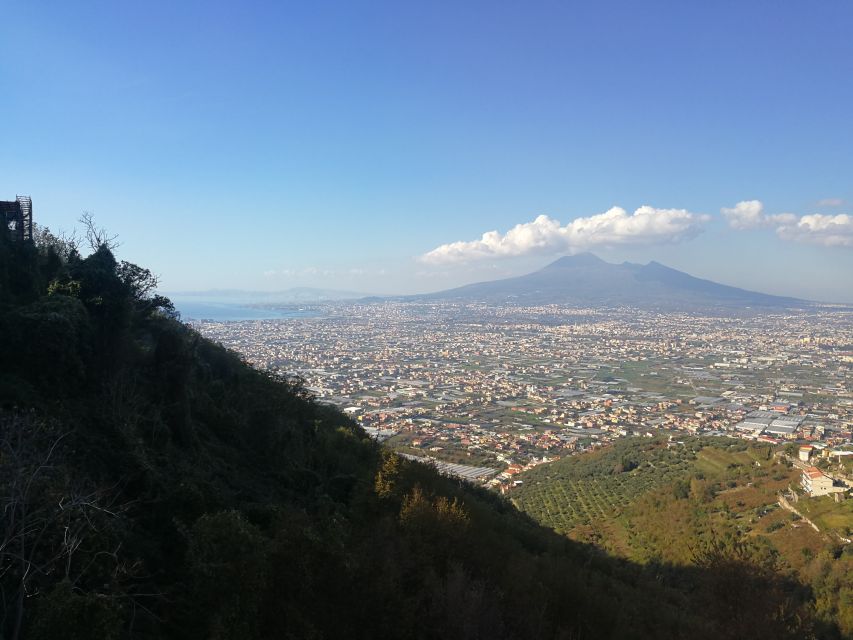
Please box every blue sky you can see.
[2,1,852,301]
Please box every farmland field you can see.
[511,436,794,551]
[796,494,853,536]
[512,436,705,532]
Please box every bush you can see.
[28,581,121,640]
[187,511,270,639]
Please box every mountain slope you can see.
[0,231,818,639]
[420,253,803,309]
[512,436,853,637]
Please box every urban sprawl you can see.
[193,303,853,492]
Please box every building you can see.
[798,445,813,462]
[1,196,33,243]
[734,417,772,437]
[765,422,798,439]
[801,466,845,497]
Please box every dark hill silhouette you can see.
[418,253,804,309]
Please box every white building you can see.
[802,466,845,497]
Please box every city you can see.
[194,302,853,490]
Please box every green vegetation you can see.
[797,496,853,537]
[512,437,853,637]
[513,438,695,531]
[0,226,832,639]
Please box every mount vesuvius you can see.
[416,254,805,310]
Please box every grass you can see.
[761,515,826,572]
[797,495,853,535]
[695,447,752,475]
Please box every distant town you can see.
[192,302,853,493]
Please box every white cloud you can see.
[420,206,709,264]
[775,213,853,247]
[721,200,766,230]
[723,200,853,247]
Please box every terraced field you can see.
[695,446,755,474]
[510,436,853,637]
[511,436,778,533]
[512,436,699,532]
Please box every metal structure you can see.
[1,196,33,243]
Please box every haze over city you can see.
[2,1,853,301]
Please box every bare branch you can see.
[79,212,120,252]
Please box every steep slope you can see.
[512,437,853,637]
[0,232,818,639]
[420,253,803,309]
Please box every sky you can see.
[2,0,852,302]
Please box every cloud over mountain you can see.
[722,200,853,247]
[420,206,709,264]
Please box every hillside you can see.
[512,437,853,636]
[417,253,804,310]
[0,228,824,639]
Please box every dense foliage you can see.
[0,228,829,638]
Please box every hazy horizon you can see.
[164,252,848,305]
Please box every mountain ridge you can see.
[417,253,805,309]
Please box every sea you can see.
[170,298,319,322]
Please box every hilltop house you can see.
[802,466,846,498]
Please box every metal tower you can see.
[1,196,33,242]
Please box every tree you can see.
[0,415,126,640]
[79,212,119,253]
[691,535,811,639]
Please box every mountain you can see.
[420,253,805,309]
